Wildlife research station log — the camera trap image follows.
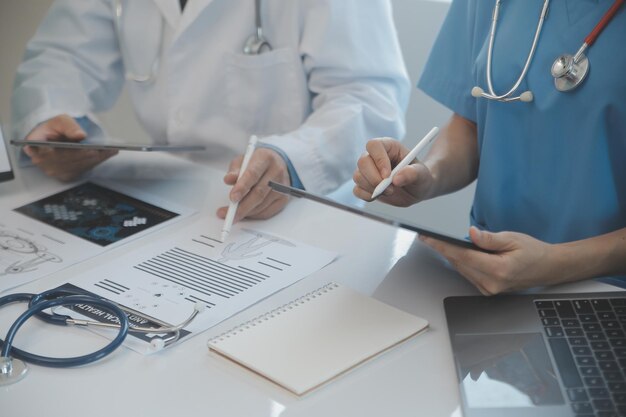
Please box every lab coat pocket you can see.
[225,48,308,135]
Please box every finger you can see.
[224,172,239,186]
[243,195,277,219]
[49,153,111,179]
[420,235,484,272]
[246,196,289,220]
[353,185,375,202]
[419,236,494,295]
[357,154,387,192]
[30,149,102,166]
[216,206,228,219]
[249,184,285,214]
[229,153,271,203]
[26,115,86,142]
[224,155,244,184]
[469,227,516,252]
[35,150,117,181]
[30,149,98,165]
[46,115,86,141]
[23,144,38,158]
[352,169,375,192]
[420,234,503,278]
[365,139,394,179]
[233,170,275,222]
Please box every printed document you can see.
[64,225,337,354]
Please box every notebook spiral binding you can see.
[208,282,339,345]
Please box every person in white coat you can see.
[12,0,410,222]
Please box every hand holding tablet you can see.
[11,139,205,153]
[13,115,204,181]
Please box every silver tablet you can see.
[10,139,205,153]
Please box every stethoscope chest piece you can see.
[243,0,272,55]
[243,32,272,55]
[551,53,590,92]
[0,357,28,386]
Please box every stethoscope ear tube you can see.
[0,294,129,368]
[29,288,89,325]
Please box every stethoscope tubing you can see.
[28,288,202,339]
[586,0,624,46]
[0,293,129,368]
[475,0,624,101]
[479,0,549,102]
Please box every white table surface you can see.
[0,152,620,417]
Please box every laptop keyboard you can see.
[536,298,626,417]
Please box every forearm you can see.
[422,113,479,200]
[12,0,123,140]
[550,228,626,284]
[262,0,409,194]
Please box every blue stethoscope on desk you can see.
[0,288,203,385]
[472,0,624,103]
[114,0,273,83]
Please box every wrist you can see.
[550,236,615,283]
[423,159,442,200]
[257,143,303,189]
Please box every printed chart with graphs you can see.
[0,182,188,293]
[14,182,178,246]
[67,227,337,353]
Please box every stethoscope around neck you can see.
[472,0,624,103]
[114,0,273,83]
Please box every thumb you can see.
[62,123,86,142]
[393,163,428,188]
[469,226,512,251]
[51,115,86,141]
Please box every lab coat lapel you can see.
[152,0,181,30]
[176,0,216,38]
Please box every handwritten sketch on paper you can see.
[66,227,337,354]
[217,229,295,263]
[0,229,62,277]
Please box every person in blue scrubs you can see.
[353,0,626,295]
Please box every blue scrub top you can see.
[418,0,626,245]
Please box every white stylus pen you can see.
[370,126,440,200]
[220,135,258,242]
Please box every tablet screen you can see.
[0,125,14,182]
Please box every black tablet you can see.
[269,181,489,252]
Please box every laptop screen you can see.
[0,125,14,182]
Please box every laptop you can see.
[445,292,626,417]
[0,123,14,182]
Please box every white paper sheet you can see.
[0,181,193,293]
[64,227,337,354]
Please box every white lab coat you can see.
[12,0,410,194]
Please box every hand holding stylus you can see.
[353,127,439,207]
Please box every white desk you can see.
[0,153,619,417]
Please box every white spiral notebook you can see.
[207,282,429,395]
